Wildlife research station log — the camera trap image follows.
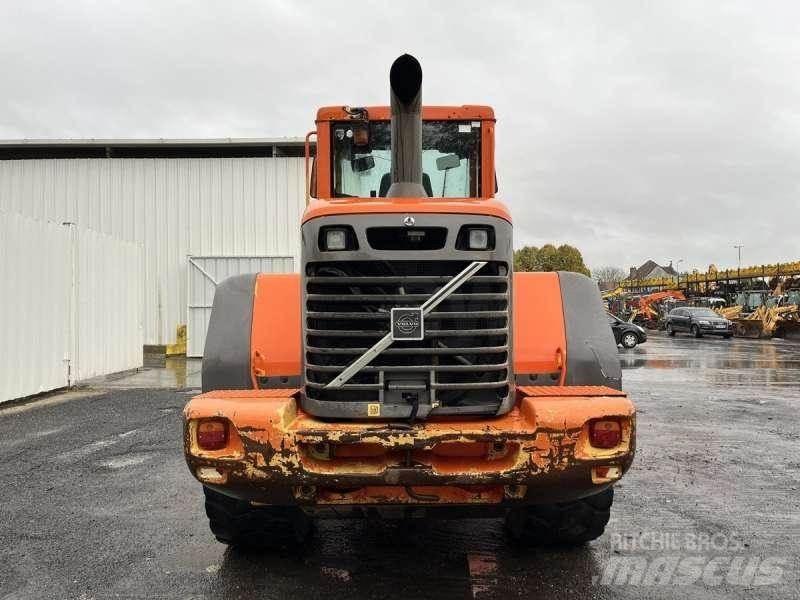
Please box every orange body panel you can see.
[250,274,301,384]
[184,387,635,505]
[316,105,495,122]
[302,197,512,224]
[512,272,567,381]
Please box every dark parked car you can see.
[608,313,647,348]
[665,307,733,338]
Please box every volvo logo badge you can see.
[403,216,415,227]
[391,307,424,341]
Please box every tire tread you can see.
[506,487,614,546]
[203,487,312,548]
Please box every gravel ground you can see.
[0,333,798,599]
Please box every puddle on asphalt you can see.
[618,336,800,388]
[167,519,606,600]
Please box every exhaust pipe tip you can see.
[390,54,422,106]
[388,53,425,198]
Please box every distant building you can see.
[0,137,309,355]
[628,260,678,280]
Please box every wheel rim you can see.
[623,334,637,347]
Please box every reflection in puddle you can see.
[203,519,605,600]
[618,335,800,387]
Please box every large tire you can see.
[505,487,614,546]
[666,322,676,337]
[203,487,312,549]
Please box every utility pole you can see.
[734,244,743,281]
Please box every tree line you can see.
[513,244,591,276]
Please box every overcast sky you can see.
[1,1,798,273]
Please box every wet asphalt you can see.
[0,333,798,599]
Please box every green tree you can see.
[513,244,591,276]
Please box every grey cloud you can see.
[1,0,797,271]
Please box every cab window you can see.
[331,120,481,198]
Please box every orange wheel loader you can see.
[183,55,635,548]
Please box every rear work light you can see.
[197,419,228,450]
[589,419,622,449]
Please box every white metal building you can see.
[1,211,144,402]
[0,138,308,360]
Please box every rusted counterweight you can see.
[387,53,426,198]
[184,386,636,509]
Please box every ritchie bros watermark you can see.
[593,530,788,587]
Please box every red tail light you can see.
[590,419,622,449]
[197,419,228,450]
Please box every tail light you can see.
[589,419,622,449]
[197,419,228,450]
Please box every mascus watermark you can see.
[593,531,787,587]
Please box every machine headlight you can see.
[468,228,490,250]
[456,225,495,250]
[320,226,357,251]
[325,228,347,251]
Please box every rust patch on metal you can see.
[183,388,636,504]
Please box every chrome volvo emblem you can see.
[403,215,415,227]
[391,307,424,341]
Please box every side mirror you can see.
[436,154,461,171]
[309,157,317,199]
[305,130,317,201]
[351,155,375,173]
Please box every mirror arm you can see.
[305,130,318,204]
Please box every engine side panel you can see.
[512,272,567,387]
[250,273,302,388]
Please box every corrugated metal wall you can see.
[0,157,305,345]
[75,226,145,380]
[0,212,144,403]
[0,212,72,401]
[186,255,294,357]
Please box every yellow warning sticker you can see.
[367,404,381,417]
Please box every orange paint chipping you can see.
[183,387,636,505]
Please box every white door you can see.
[186,255,294,357]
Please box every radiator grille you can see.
[304,260,511,414]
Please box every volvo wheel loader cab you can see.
[184,54,635,548]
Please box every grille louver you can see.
[304,260,511,414]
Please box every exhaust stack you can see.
[387,54,425,198]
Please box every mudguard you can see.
[202,273,301,392]
[202,274,256,392]
[558,271,622,390]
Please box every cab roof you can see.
[316,105,495,122]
